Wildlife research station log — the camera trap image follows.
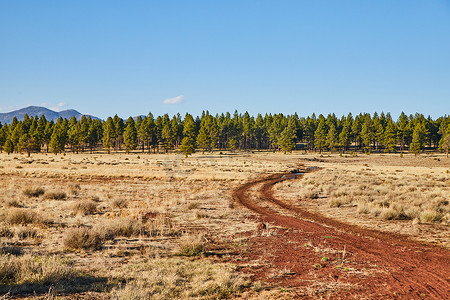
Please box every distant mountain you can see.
[0,106,100,124]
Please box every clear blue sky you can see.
[1,1,449,119]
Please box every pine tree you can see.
[410,122,425,155]
[123,117,137,153]
[338,125,350,153]
[161,120,175,152]
[383,120,397,153]
[438,123,450,158]
[87,119,102,153]
[18,133,40,157]
[361,116,374,153]
[278,118,297,154]
[49,122,66,154]
[314,118,327,153]
[4,138,13,154]
[180,114,196,157]
[0,125,7,152]
[326,123,338,151]
[102,117,115,154]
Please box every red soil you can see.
[232,170,450,299]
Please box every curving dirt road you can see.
[233,169,450,299]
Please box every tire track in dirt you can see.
[233,170,450,299]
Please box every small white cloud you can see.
[163,95,184,105]
[49,102,67,111]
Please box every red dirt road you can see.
[232,170,450,299]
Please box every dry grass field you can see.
[0,151,449,298]
[275,153,450,247]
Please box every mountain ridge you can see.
[0,106,100,124]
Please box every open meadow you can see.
[0,151,449,299]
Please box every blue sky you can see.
[1,1,449,119]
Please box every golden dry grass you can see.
[274,152,450,246]
[1,150,449,298]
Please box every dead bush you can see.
[175,234,205,257]
[6,209,44,225]
[0,227,14,238]
[72,200,98,215]
[5,199,22,208]
[16,227,38,239]
[64,227,103,250]
[97,218,141,240]
[23,187,45,198]
[45,191,67,200]
[111,198,127,209]
[0,254,76,285]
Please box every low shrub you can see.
[175,235,204,257]
[16,227,38,239]
[111,198,127,209]
[72,200,98,215]
[64,227,103,250]
[0,227,14,238]
[23,187,45,198]
[6,209,43,225]
[420,210,442,223]
[45,191,67,200]
[98,218,141,240]
[0,254,76,285]
[5,199,22,208]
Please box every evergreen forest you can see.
[1,111,450,157]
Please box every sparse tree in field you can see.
[438,123,450,158]
[123,117,137,153]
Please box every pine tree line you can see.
[1,111,450,157]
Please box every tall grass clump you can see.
[64,228,103,250]
[111,258,250,299]
[175,234,205,257]
[45,191,67,200]
[6,209,46,225]
[72,200,98,215]
[0,254,76,285]
[97,218,141,240]
[23,187,45,198]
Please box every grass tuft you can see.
[23,187,45,198]
[72,200,98,215]
[64,227,104,250]
[45,191,67,200]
